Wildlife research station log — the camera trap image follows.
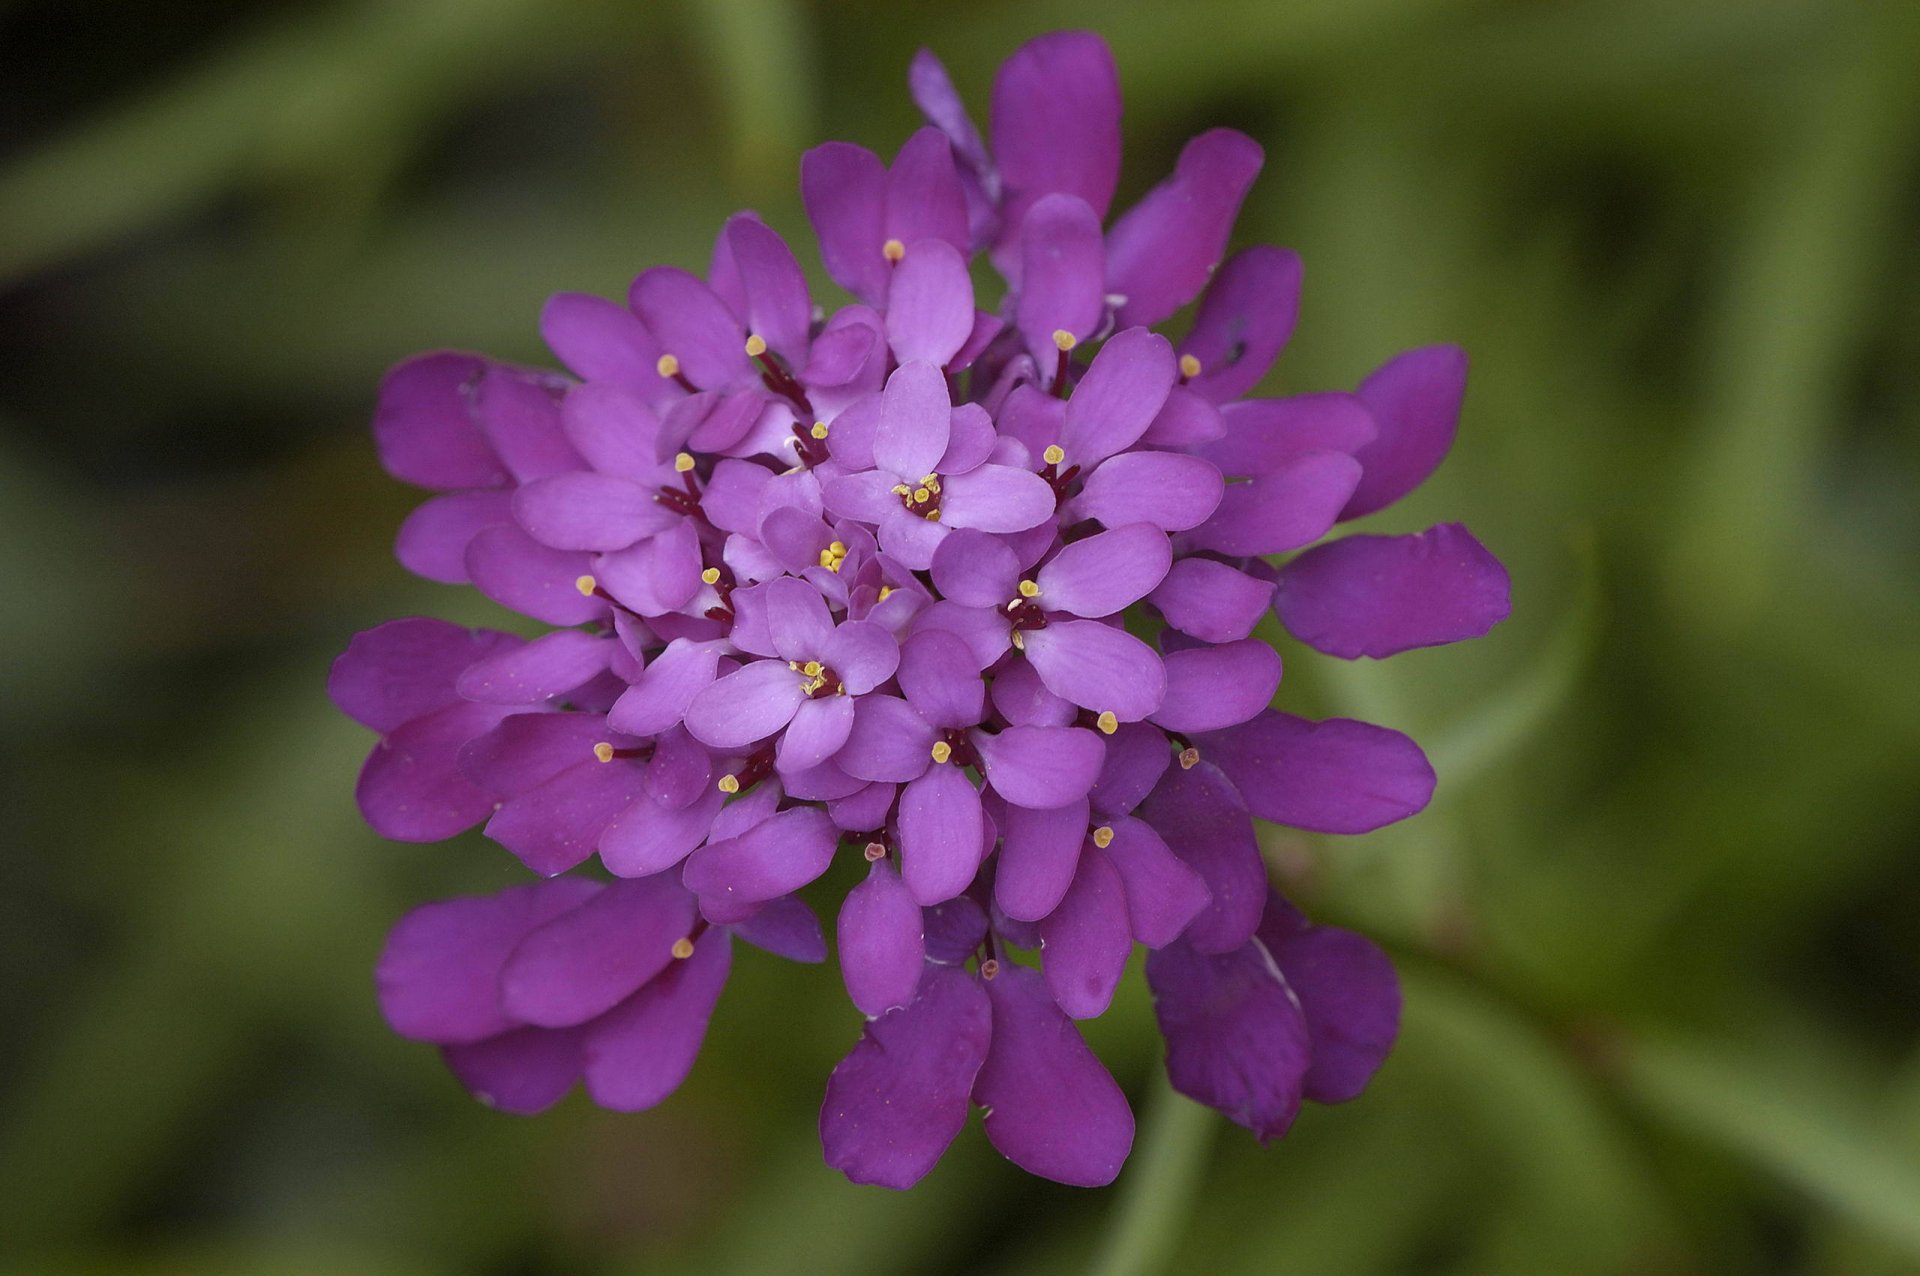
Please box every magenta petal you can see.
[1021,621,1166,722]
[1139,760,1266,953]
[1259,900,1401,1104]
[608,638,724,737]
[821,965,992,1189]
[822,619,901,694]
[683,806,839,904]
[974,725,1104,810]
[465,524,606,626]
[898,765,985,905]
[924,895,989,964]
[724,213,812,364]
[874,360,953,480]
[897,629,985,728]
[1149,558,1275,643]
[991,32,1122,234]
[701,457,775,534]
[1072,453,1224,532]
[372,352,503,491]
[1059,328,1178,467]
[777,695,857,775]
[356,700,516,842]
[928,528,1020,606]
[329,617,514,733]
[582,929,732,1111]
[683,660,805,750]
[909,600,1012,669]
[838,859,927,1016]
[1088,721,1170,819]
[630,266,749,390]
[885,127,970,253]
[1140,386,1227,447]
[472,366,580,482]
[989,657,1076,728]
[484,757,649,877]
[396,490,514,584]
[1187,451,1362,557]
[1275,523,1511,659]
[910,49,992,181]
[647,725,712,809]
[886,241,975,368]
[731,895,828,963]
[803,142,890,304]
[829,781,896,833]
[1342,344,1469,519]
[974,964,1134,1187]
[939,402,997,474]
[1196,710,1436,835]
[939,464,1056,533]
[442,1026,583,1115]
[501,874,698,1027]
[1146,935,1311,1141]
[540,292,662,391]
[1034,523,1171,618]
[1152,639,1281,733]
[1179,246,1302,403]
[594,521,702,615]
[996,800,1088,922]
[1107,129,1265,327]
[599,785,725,878]
[1200,393,1376,476]
[765,576,836,662]
[1017,193,1107,366]
[376,879,599,1044]
[1101,817,1210,948]
[457,630,612,705]
[459,712,606,795]
[1040,844,1131,1019]
[836,694,936,784]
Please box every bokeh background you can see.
[4,0,1919,1271]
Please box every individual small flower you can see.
[335,27,1512,1192]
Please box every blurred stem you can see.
[1090,1067,1214,1276]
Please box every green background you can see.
[3,1,1918,1271]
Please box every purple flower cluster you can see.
[332,31,1510,1189]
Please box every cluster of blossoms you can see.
[331,31,1510,1188]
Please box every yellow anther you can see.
[593,742,616,764]
[810,421,830,440]
[700,566,721,585]
[925,508,940,521]
[878,585,894,602]
[930,740,953,765]
[1009,629,1025,650]
[656,353,681,378]
[1051,329,1078,352]
[788,659,803,671]
[828,541,847,556]
[673,452,696,473]
[744,333,768,358]
[1017,579,1040,599]
[891,483,912,497]
[913,487,931,503]
[882,238,907,262]
[670,937,696,960]
[802,660,823,677]
[574,574,598,597]
[819,549,837,568]
[1042,444,1066,467]
[717,774,741,794]
[1096,711,1119,735]
[1092,825,1115,849]
[1178,746,1201,770]
[980,957,1001,980]
[864,841,887,862]
[1179,353,1202,379]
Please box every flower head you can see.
[333,28,1510,1190]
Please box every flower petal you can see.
[598,786,726,878]
[731,895,828,963]
[465,524,606,626]
[683,660,806,750]
[372,352,503,491]
[885,126,970,254]
[973,725,1104,809]
[1199,392,1375,477]
[540,292,663,392]
[939,463,1056,533]
[886,241,975,368]
[1274,523,1511,659]
[1148,558,1275,644]
[1100,817,1210,948]
[629,266,750,390]
[356,701,516,843]
[1106,129,1264,327]
[996,799,1088,922]
[395,490,514,584]
[329,617,514,733]
[582,930,732,1111]
[777,694,857,775]
[1016,193,1107,368]
[1021,621,1166,722]
[838,859,927,1016]
[822,619,901,694]
[1034,523,1171,618]
[1088,721,1170,819]
[989,657,1076,727]
[974,964,1133,1187]
[991,32,1122,245]
[1058,328,1177,468]
[898,765,985,905]
[1186,451,1362,557]
[501,874,698,1027]
[724,213,812,364]
[608,639,724,737]
[802,142,889,304]
[1178,246,1301,403]
[897,629,985,729]
[443,1026,583,1114]
[835,694,936,783]
[456,630,612,705]
[873,360,953,480]
[1341,344,1469,519]
[682,807,839,904]
[821,965,992,1188]
[1139,760,1265,953]
[1151,639,1281,733]
[1196,709,1436,834]
[1040,844,1132,1018]
[1071,453,1224,532]
[1259,895,1401,1104]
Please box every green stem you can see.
[1090,1065,1216,1276]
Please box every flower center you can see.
[790,659,844,698]
[891,473,943,520]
